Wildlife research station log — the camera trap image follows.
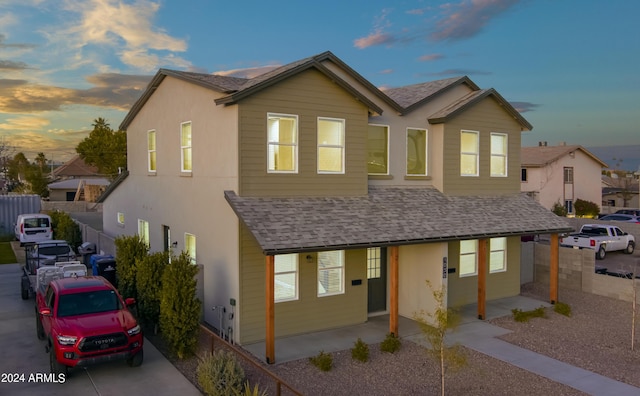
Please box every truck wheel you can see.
[49,347,68,376]
[21,276,30,300]
[36,308,45,340]
[624,242,635,254]
[596,245,606,260]
[127,349,144,367]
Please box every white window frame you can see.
[137,219,149,247]
[267,113,298,173]
[317,250,345,296]
[489,237,507,273]
[459,240,478,277]
[490,132,508,177]
[184,233,196,264]
[367,124,389,175]
[406,127,428,176]
[275,254,299,302]
[181,121,192,173]
[317,117,345,174]
[147,130,156,173]
[117,212,125,226]
[460,130,479,177]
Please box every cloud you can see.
[354,9,398,49]
[431,0,521,41]
[0,116,50,131]
[425,68,492,76]
[0,60,30,70]
[418,53,444,62]
[0,73,152,113]
[0,34,37,50]
[510,101,539,113]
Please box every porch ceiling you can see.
[224,186,573,255]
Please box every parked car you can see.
[15,213,53,246]
[599,214,640,223]
[615,209,640,216]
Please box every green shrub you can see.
[351,338,369,362]
[512,306,546,322]
[380,332,401,353]
[197,350,245,396]
[235,381,267,396]
[309,350,333,371]
[48,211,82,250]
[114,235,148,300]
[136,251,169,329]
[574,198,600,218]
[551,201,567,217]
[554,301,572,317]
[160,252,201,359]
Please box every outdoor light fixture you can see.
[172,241,178,248]
[306,254,313,263]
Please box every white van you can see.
[15,213,53,245]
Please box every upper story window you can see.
[275,253,298,302]
[318,250,345,296]
[317,117,345,174]
[185,233,196,264]
[267,113,298,173]
[489,237,507,273]
[367,125,389,175]
[564,167,574,184]
[138,219,149,247]
[407,128,427,176]
[181,122,192,172]
[490,133,507,177]
[148,130,157,172]
[460,130,479,176]
[459,239,478,277]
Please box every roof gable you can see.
[52,155,100,178]
[521,145,608,168]
[383,76,479,114]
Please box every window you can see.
[137,219,149,247]
[367,247,381,279]
[564,167,573,184]
[317,118,345,173]
[181,122,192,172]
[367,125,388,174]
[407,128,427,176]
[565,200,573,214]
[490,133,507,177]
[148,130,156,172]
[185,233,196,264]
[267,114,298,172]
[318,250,344,296]
[459,240,478,277]
[521,168,528,182]
[275,254,298,302]
[489,237,507,273]
[460,130,479,176]
[117,212,125,226]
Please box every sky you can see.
[0,0,638,166]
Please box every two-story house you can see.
[521,142,608,214]
[102,51,571,363]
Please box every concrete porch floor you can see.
[243,295,551,364]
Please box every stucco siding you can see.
[441,97,523,195]
[238,69,369,197]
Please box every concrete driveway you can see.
[0,263,202,396]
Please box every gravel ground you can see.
[150,282,640,396]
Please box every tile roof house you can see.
[521,143,608,214]
[102,51,570,363]
[48,155,110,202]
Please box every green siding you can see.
[441,97,523,195]
[447,237,521,306]
[239,226,368,344]
[238,69,369,197]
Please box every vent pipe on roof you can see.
[538,141,548,147]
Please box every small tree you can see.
[114,235,148,300]
[414,280,466,396]
[160,251,201,359]
[574,198,600,218]
[48,211,82,249]
[136,251,169,332]
[551,200,567,217]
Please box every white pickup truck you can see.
[560,224,635,260]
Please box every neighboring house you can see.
[48,156,110,202]
[601,175,640,211]
[101,51,571,363]
[521,142,608,214]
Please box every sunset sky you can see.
[1,0,637,163]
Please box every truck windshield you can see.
[57,290,121,317]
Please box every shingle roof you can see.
[521,145,608,167]
[225,186,572,255]
[52,155,100,178]
[383,76,478,111]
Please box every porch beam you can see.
[265,255,275,364]
[550,234,559,304]
[389,245,399,336]
[477,238,487,320]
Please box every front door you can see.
[367,247,387,313]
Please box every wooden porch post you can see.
[265,255,275,364]
[550,234,559,304]
[389,245,399,336]
[477,239,487,320]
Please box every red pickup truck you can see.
[36,274,144,375]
